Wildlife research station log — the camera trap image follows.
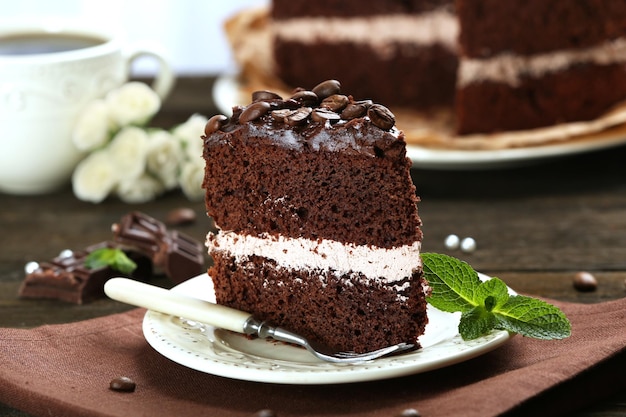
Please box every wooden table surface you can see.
[1,77,625,416]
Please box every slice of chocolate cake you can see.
[202,80,427,354]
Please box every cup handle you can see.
[125,46,176,100]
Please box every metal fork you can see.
[104,278,415,363]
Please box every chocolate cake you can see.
[272,0,458,110]
[455,0,626,134]
[202,80,427,353]
[267,0,626,136]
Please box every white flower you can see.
[172,113,208,160]
[105,81,161,126]
[179,158,205,201]
[116,173,164,204]
[108,126,149,181]
[72,149,118,203]
[72,99,114,151]
[146,130,184,190]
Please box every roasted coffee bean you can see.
[239,101,271,123]
[312,79,341,99]
[281,98,301,109]
[271,108,295,122]
[398,409,421,417]
[285,107,312,126]
[290,90,318,107]
[252,90,282,101]
[573,271,598,292]
[165,207,197,226]
[341,102,370,120]
[312,108,341,123]
[368,104,395,130]
[204,114,228,135]
[251,410,277,417]
[320,94,349,112]
[109,376,136,392]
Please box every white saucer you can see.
[142,273,512,385]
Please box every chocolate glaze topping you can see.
[204,80,403,156]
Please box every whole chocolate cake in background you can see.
[272,0,458,110]
[455,0,626,134]
[226,0,626,147]
[202,80,427,353]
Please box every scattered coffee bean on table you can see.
[573,271,598,292]
[399,408,421,417]
[251,409,277,417]
[165,207,197,226]
[109,376,136,392]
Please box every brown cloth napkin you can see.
[0,297,625,417]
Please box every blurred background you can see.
[1,0,268,76]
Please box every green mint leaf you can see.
[493,295,571,340]
[421,253,482,313]
[422,252,571,341]
[459,306,497,340]
[475,276,510,311]
[85,248,137,275]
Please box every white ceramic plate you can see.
[404,133,626,170]
[213,75,626,170]
[142,273,513,385]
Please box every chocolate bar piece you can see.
[112,211,205,284]
[19,242,152,304]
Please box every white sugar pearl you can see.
[460,237,477,253]
[58,249,74,259]
[444,234,460,250]
[24,261,40,274]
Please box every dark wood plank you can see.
[1,77,625,417]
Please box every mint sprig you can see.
[84,248,137,275]
[422,253,571,341]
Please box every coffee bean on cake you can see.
[204,114,228,136]
[320,94,349,112]
[311,79,341,99]
[312,107,341,123]
[289,90,318,106]
[341,100,372,120]
[367,104,396,130]
[252,90,282,101]
[239,101,272,123]
[284,106,312,126]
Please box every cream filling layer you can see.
[272,10,459,58]
[459,37,626,87]
[207,231,421,286]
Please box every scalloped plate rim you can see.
[142,272,513,385]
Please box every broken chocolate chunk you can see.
[112,211,205,284]
[18,242,152,304]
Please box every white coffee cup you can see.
[0,21,175,195]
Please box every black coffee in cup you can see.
[0,32,105,55]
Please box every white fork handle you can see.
[104,277,253,334]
